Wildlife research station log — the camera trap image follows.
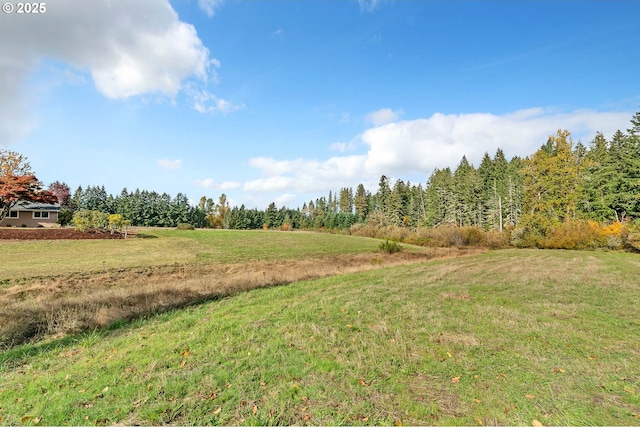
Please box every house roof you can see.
[11,202,60,212]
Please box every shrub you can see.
[511,226,544,248]
[485,230,510,249]
[379,239,402,254]
[544,220,600,249]
[176,223,195,230]
[57,208,74,227]
[623,221,640,252]
[73,210,109,232]
[460,226,487,246]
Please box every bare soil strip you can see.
[0,228,126,240]
[0,247,484,347]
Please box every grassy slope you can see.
[0,229,382,281]
[1,249,640,426]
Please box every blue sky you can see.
[1,0,639,209]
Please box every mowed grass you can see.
[1,249,639,425]
[0,229,382,281]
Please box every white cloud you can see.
[239,108,631,196]
[194,178,241,190]
[0,0,224,145]
[220,181,242,190]
[275,193,297,206]
[329,136,359,153]
[188,86,244,115]
[361,108,630,175]
[365,108,402,126]
[198,0,225,17]
[157,158,182,170]
[358,0,389,12]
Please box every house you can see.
[1,202,60,227]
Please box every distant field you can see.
[1,249,639,425]
[0,228,384,281]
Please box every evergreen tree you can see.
[425,168,455,226]
[354,183,369,221]
[376,175,391,215]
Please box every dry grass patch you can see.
[0,248,480,347]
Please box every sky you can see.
[1,0,639,209]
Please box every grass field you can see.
[1,229,466,346]
[1,242,639,425]
[0,229,385,281]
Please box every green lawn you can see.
[1,249,639,425]
[0,229,382,281]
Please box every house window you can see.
[8,211,18,218]
[33,211,50,219]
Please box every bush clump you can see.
[73,210,109,232]
[176,223,196,230]
[379,239,402,254]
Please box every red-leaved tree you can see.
[48,180,72,207]
[0,174,57,222]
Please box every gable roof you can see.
[10,202,60,212]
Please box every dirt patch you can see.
[0,227,129,240]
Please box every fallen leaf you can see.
[526,394,536,399]
[451,376,461,384]
[179,359,187,367]
[589,355,597,360]
[102,387,109,393]
[303,414,311,421]
[553,367,565,373]
[213,407,222,415]
[395,419,403,427]
[252,405,257,415]
[473,399,481,403]
[181,350,190,357]
[21,416,31,423]
[532,420,543,426]
[301,396,308,402]
[33,418,40,424]
[359,379,369,386]
[475,418,483,425]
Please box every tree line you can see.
[15,110,640,244]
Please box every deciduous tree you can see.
[0,150,56,222]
